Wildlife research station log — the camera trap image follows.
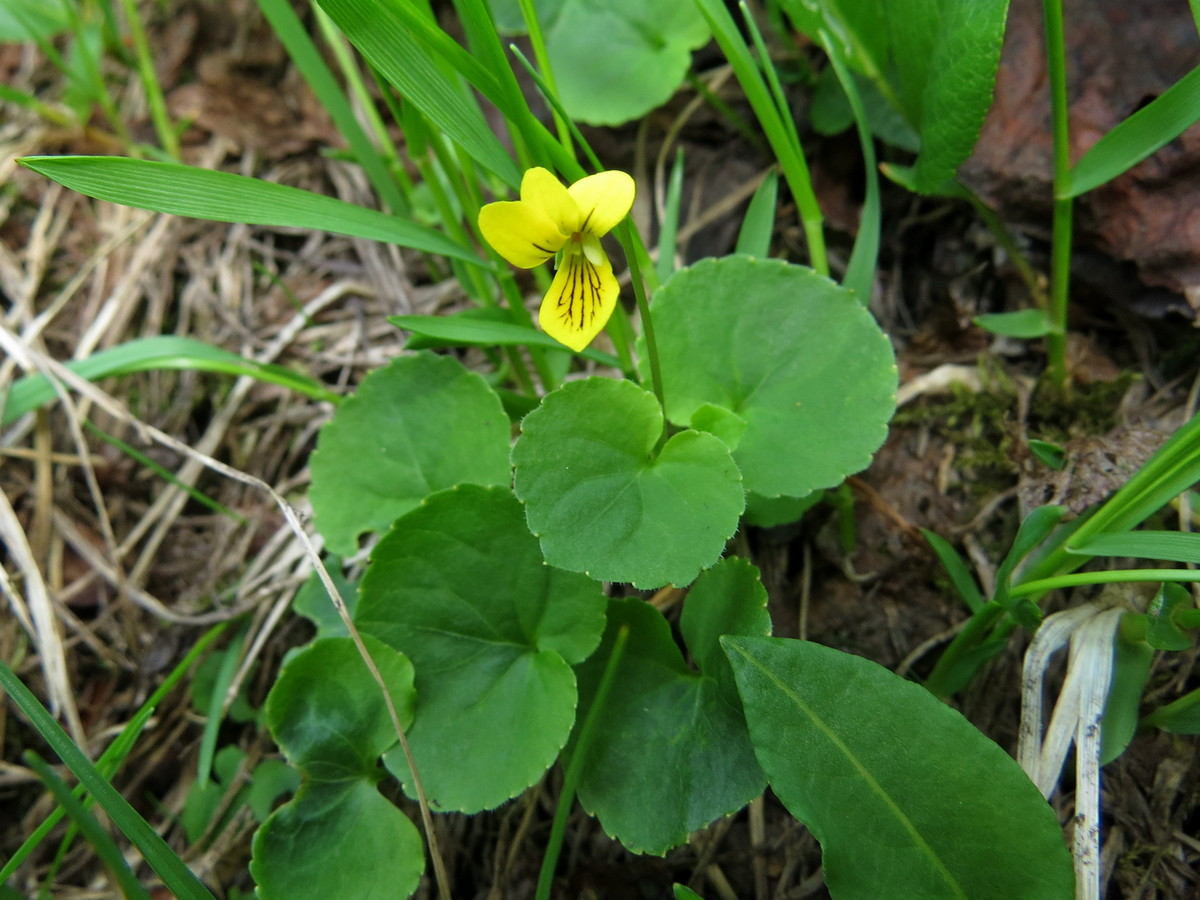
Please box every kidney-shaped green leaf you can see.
[309,352,511,556]
[512,377,745,589]
[356,484,607,812]
[252,780,423,900]
[572,559,770,854]
[265,636,415,782]
[253,636,423,898]
[643,256,896,500]
[724,637,1075,900]
[546,0,710,126]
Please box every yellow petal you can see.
[520,166,581,233]
[478,200,567,268]
[568,170,635,237]
[539,248,619,352]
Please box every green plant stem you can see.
[535,625,630,900]
[114,0,178,159]
[63,3,135,152]
[694,0,828,276]
[516,0,573,155]
[1043,0,1072,388]
[619,222,666,438]
[1009,569,1200,598]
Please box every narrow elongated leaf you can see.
[921,529,984,613]
[2,335,340,426]
[388,314,621,367]
[315,0,522,186]
[0,660,217,900]
[725,637,1075,900]
[18,156,479,263]
[974,308,1055,338]
[735,170,778,258]
[1068,65,1200,197]
[1067,530,1200,564]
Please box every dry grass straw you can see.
[0,73,461,886]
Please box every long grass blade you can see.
[3,335,341,426]
[1067,65,1200,197]
[17,156,479,264]
[0,661,218,900]
[25,753,154,900]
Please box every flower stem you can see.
[535,625,630,900]
[1043,0,1073,389]
[619,222,667,445]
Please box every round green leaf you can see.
[572,559,770,854]
[547,0,711,126]
[265,636,415,782]
[724,637,1075,899]
[251,780,423,900]
[642,256,897,499]
[512,377,745,589]
[309,352,511,555]
[356,484,607,812]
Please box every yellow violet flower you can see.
[478,167,635,352]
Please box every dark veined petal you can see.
[538,246,619,352]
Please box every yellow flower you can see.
[478,167,635,352]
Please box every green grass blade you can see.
[657,148,687,281]
[25,753,154,900]
[255,0,407,214]
[114,0,178,159]
[921,529,984,613]
[693,0,828,276]
[196,624,249,788]
[2,335,340,426]
[0,661,218,900]
[389,315,623,368]
[0,623,228,883]
[822,28,880,302]
[1067,65,1200,197]
[315,0,522,187]
[85,422,246,522]
[17,156,480,264]
[1067,530,1200,564]
[735,168,778,258]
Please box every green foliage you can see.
[0,0,66,41]
[251,636,423,898]
[643,257,897,499]
[2,335,340,427]
[778,0,1010,192]
[725,637,1076,899]
[17,157,477,263]
[1067,64,1200,197]
[308,353,511,556]
[571,560,770,853]
[512,377,745,588]
[357,485,607,811]
[543,0,710,126]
